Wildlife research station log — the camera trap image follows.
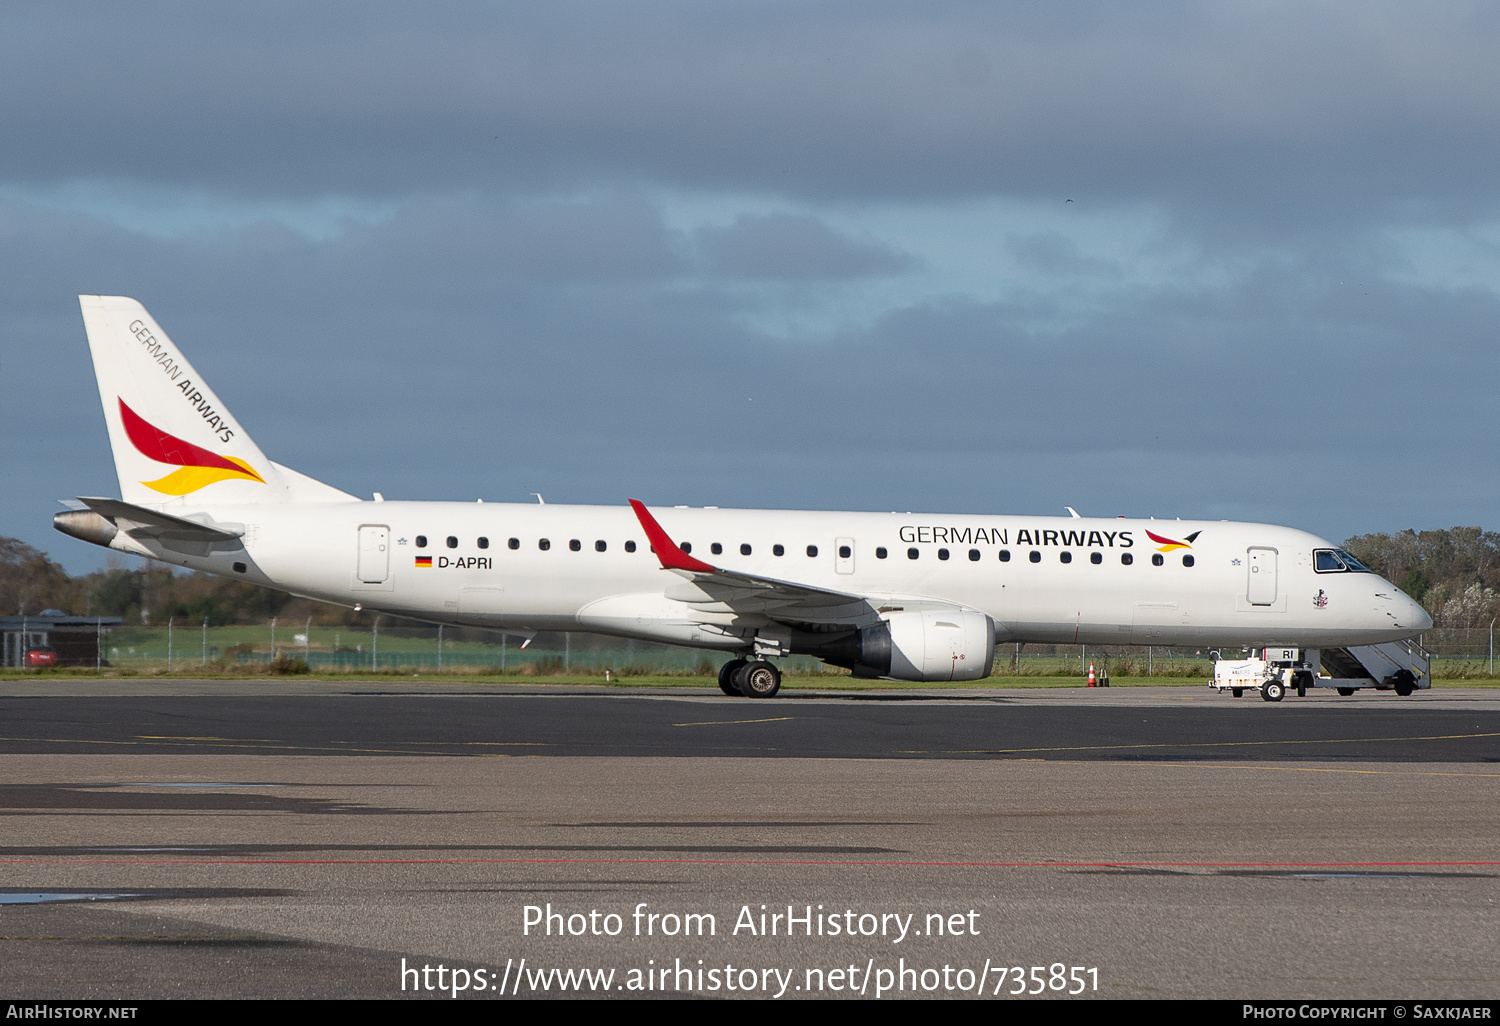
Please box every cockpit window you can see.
[1335,549,1371,572]
[1314,549,1346,572]
[1314,548,1372,573]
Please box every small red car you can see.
[25,648,58,667]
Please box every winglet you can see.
[628,499,716,573]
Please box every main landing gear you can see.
[718,659,746,696]
[717,658,782,698]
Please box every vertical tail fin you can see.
[78,296,354,505]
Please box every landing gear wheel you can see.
[1337,687,1355,697]
[1232,688,1243,698]
[718,659,748,697]
[1261,680,1285,702]
[737,659,781,698]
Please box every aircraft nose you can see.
[1406,595,1433,632]
[1386,587,1432,631]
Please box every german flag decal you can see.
[119,399,265,495]
[415,556,432,568]
[1146,529,1201,553]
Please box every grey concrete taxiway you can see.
[0,680,1496,1000]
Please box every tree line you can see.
[0,536,350,626]
[5,526,1500,629]
[1341,527,1500,629]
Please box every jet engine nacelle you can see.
[827,608,996,682]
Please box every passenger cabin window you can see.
[999,550,1011,562]
[839,545,851,559]
[1060,551,1072,563]
[938,548,950,560]
[806,545,818,557]
[740,544,752,555]
[1090,552,1102,564]
[595,540,607,552]
[1029,551,1041,563]
[1152,553,1164,566]
[773,545,784,556]
[1183,555,1195,567]
[538,538,551,551]
[625,540,637,553]
[415,536,428,548]
[876,547,887,559]
[508,537,519,550]
[711,543,723,555]
[569,539,581,551]
[1121,553,1133,565]
[681,542,692,553]
[908,547,919,560]
[447,536,458,549]
[968,549,980,561]
[478,537,489,549]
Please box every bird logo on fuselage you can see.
[1145,529,1200,553]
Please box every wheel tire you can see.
[718,659,747,697]
[1394,683,1414,697]
[1262,680,1285,702]
[737,660,781,698]
[1232,688,1243,698]
[1295,670,1315,698]
[1393,669,1417,697]
[1337,687,1355,697]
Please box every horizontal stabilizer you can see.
[75,496,244,542]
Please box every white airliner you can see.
[55,296,1431,698]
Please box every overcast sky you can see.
[4,1,1499,574]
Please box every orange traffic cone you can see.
[1087,662,1097,687]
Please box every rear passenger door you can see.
[358,525,390,583]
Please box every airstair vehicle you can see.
[1211,639,1431,702]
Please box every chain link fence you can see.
[89,621,824,675]
[22,622,1500,679]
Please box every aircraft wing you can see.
[628,499,875,624]
[75,496,245,542]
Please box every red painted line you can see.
[1,858,1497,868]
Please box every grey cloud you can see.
[1004,233,1121,280]
[696,213,915,280]
[2,2,1499,211]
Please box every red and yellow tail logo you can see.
[1145,529,1201,552]
[119,399,265,495]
